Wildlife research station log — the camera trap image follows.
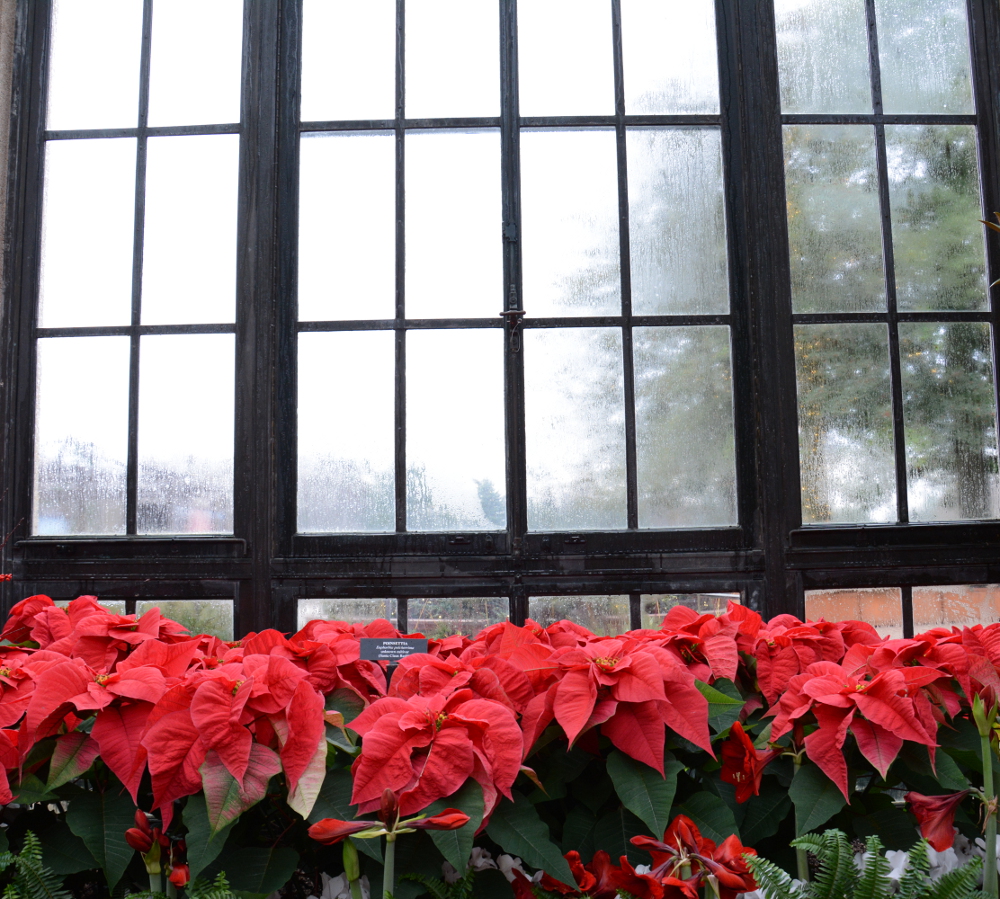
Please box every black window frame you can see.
[3,0,1000,637]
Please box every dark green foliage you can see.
[0,832,71,899]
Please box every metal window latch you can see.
[501,283,525,353]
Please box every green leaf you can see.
[308,768,381,863]
[789,763,847,837]
[65,787,136,889]
[201,745,281,837]
[593,807,648,866]
[12,774,58,806]
[561,805,599,860]
[184,794,235,882]
[36,820,94,876]
[739,787,792,846]
[675,791,740,844]
[606,750,682,838]
[485,791,576,887]
[214,846,299,898]
[694,679,744,733]
[424,779,485,873]
[327,689,367,727]
[46,733,100,791]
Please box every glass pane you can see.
[634,327,737,528]
[298,599,397,630]
[56,600,127,614]
[34,337,130,535]
[900,323,1000,521]
[886,126,985,312]
[641,593,741,629]
[517,0,614,116]
[141,135,239,325]
[301,0,395,122]
[406,0,499,118]
[520,130,620,316]
[137,335,234,534]
[795,324,896,523]
[406,131,501,319]
[299,133,395,322]
[526,328,626,530]
[627,128,728,316]
[407,330,505,531]
[774,0,871,114]
[529,596,630,636]
[298,332,395,532]
[47,0,143,130]
[805,588,902,638]
[39,139,136,328]
[621,0,719,114]
[137,600,234,640]
[913,585,1000,632]
[875,0,974,114]
[784,125,885,313]
[147,0,243,126]
[408,598,508,638]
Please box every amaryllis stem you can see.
[793,757,810,883]
[383,834,396,899]
[983,729,998,899]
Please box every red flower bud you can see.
[133,810,152,836]
[407,810,470,832]
[379,789,399,827]
[125,828,153,854]
[168,864,190,888]
[307,818,379,845]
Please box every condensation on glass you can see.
[805,587,903,639]
[627,129,728,316]
[298,332,395,533]
[634,327,737,528]
[33,337,130,535]
[137,335,235,534]
[298,132,395,322]
[529,595,630,637]
[408,597,509,638]
[774,0,871,114]
[46,0,143,130]
[141,135,240,325]
[913,584,1000,632]
[520,130,621,317]
[620,0,719,115]
[300,1,395,122]
[899,323,1000,522]
[517,0,614,116]
[136,600,235,640]
[885,126,986,313]
[55,599,127,615]
[794,324,896,523]
[783,126,885,314]
[407,331,506,531]
[405,131,502,319]
[297,599,397,630]
[641,593,741,630]
[525,328,627,531]
[39,139,137,328]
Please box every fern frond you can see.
[851,835,892,899]
[744,853,803,899]
[795,830,856,899]
[921,856,984,899]
[186,872,236,899]
[8,833,70,899]
[398,874,452,899]
[898,840,931,899]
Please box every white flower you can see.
[885,849,909,882]
[310,872,370,899]
[497,854,529,883]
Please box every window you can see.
[2,0,999,636]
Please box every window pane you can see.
[298,332,395,533]
[886,126,986,312]
[299,133,395,322]
[795,324,896,523]
[147,0,243,127]
[641,593,741,629]
[137,335,234,534]
[774,0,871,114]
[137,600,234,640]
[627,128,728,316]
[34,337,130,535]
[408,597,508,638]
[406,0,499,118]
[529,596,630,636]
[298,599,397,630]
[900,323,1000,521]
[913,585,1000,631]
[805,588,902,638]
[520,130,620,316]
[301,0,395,122]
[141,135,239,325]
[526,328,626,530]
[406,131,501,319]
[875,0,974,114]
[40,139,136,328]
[47,0,143,130]
[635,327,737,528]
[621,0,719,114]
[407,330,505,531]
[517,0,614,116]
[784,125,884,313]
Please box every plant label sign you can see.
[359,637,428,663]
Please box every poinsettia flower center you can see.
[95,674,110,685]
[594,657,619,671]
[231,679,244,696]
